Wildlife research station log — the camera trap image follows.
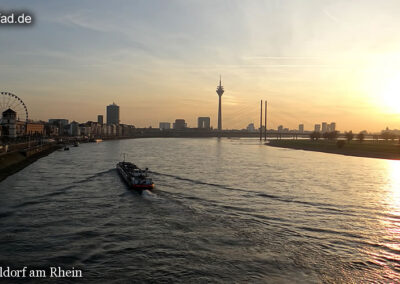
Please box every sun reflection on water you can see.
[386,160,400,216]
[372,159,400,279]
[361,160,400,280]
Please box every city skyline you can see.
[1,0,400,132]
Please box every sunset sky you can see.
[1,0,400,132]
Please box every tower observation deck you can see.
[216,76,224,131]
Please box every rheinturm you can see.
[216,76,224,131]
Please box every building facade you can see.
[69,121,80,136]
[98,115,103,125]
[26,123,45,136]
[49,119,69,127]
[159,122,171,130]
[321,122,327,133]
[173,119,186,130]
[107,103,119,125]
[197,117,210,129]
[1,108,17,138]
[330,122,336,132]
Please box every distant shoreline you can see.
[267,139,400,160]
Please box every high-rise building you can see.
[330,122,336,132]
[278,125,283,132]
[321,122,328,133]
[159,122,171,130]
[299,124,304,133]
[173,119,186,130]
[98,115,103,125]
[321,122,327,133]
[106,103,119,125]
[198,117,211,129]
[314,124,321,132]
[216,76,224,131]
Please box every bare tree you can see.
[310,131,321,141]
[345,131,354,142]
[357,132,365,143]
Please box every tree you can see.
[310,131,321,141]
[381,131,390,141]
[357,132,365,143]
[328,131,339,140]
[345,131,354,142]
[323,131,339,140]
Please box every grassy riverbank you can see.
[268,139,400,160]
[0,145,61,182]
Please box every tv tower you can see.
[216,75,224,131]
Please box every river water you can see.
[0,138,399,283]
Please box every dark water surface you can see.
[1,138,399,283]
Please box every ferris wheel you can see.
[0,92,28,122]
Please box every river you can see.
[0,138,399,283]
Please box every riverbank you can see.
[267,139,400,160]
[0,144,61,182]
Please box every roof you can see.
[2,108,16,115]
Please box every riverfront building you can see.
[159,122,171,130]
[98,115,103,125]
[107,103,119,125]
[26,123,45,136]
[299,124,304,133]
[49,119,69,128]
[1,108,17,138]
[69,121,80,136]
[197,117,211,129]
[173,119,187,130]
[314,124,321,132]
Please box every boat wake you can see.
[11,169,117,210]
[73,168,116,185]
[151,171,367,216]
[142,189,157,199]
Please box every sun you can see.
[360,55,400,114]
[363,65,400,114]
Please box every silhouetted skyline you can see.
[1,0,400,132]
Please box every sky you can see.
[1,0,400,132]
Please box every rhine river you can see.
[0,138,399,283]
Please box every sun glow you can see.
[363,55,400,114]
[379,73,400,114]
